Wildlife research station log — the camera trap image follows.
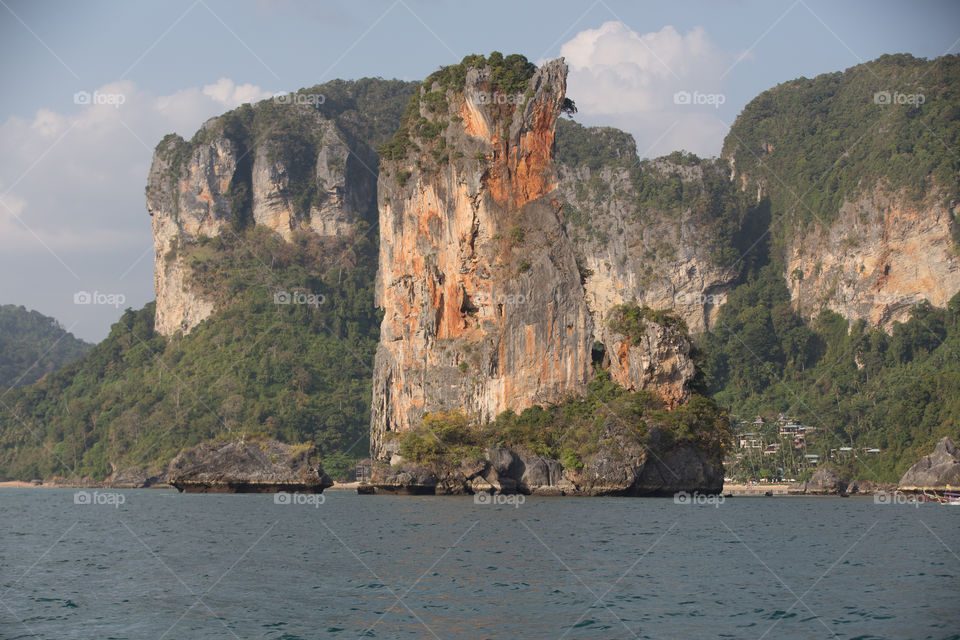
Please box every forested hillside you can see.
[0,305,91,389]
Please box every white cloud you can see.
[203,77,275,106]
[0,78,273,341]
[559,21,735,158]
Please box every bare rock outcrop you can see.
[371,58,593,457]
[146,104,372,336]
[556,144,744,334]
[786,186,960,330]
[899,437,960,491]
[600,318,695,408]
[167,438,333,493]
[362,435,722,497]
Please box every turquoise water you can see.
[0,489,957,639]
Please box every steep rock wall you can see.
[371,60,594,457]
[600,320,695,408]
[785,185,960,328]
[556,152,743,334]
[146,107,368,336]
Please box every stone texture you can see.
[785,186,960,330]
[362,432,722,497]
[557,159,740,334]
[600,319,695,408]
[899,437,960,491]
[796,466,847,495]
[167,438,332,493]
[371,59,594,458]
[146,111,364,336]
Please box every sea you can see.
[0,489,957,639]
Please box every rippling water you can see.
[1,489,957,639]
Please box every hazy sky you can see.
[1,0,958,342]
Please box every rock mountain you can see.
[369,57,702,459]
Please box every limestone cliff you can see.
[146,81,414,336]
[723,53,960,331]
[371,58,594,457]
[555,121,747,334]
[600,315,694,408]
[370,57,704,459]
[785,184,960,328]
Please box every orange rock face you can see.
[785,185,960,330]
[371,59,594,458]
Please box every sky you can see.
[1,0,958,342]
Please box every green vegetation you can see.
[724,54,960,249]
[555,119,751,269]
[396,370,730,466]
[0,227,380,481]
[379,52,539,169]
[608,304,689,342]
[155,78,419,222]
[0,305,91,389]
[696,263,960,481]
[424,51,537,96]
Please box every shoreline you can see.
[0,479,903,497]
